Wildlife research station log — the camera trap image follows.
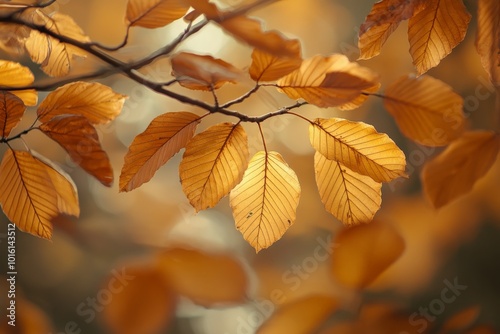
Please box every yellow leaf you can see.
[408,0,471,75]
[120,111,200,192]
[126,0,189,28]
[40,115,114,187]
[277,54,379,108]
[37,81,126,124]
[157,247,248,306]
[230,151,301,252]
[0,91,25,138]
[476,0,500,87]
[249,43,302,82]
[0,60,37,106]
[309,118,407,183]
[179,123,249,211]
[384,74,465,146]
[314,152,382,226]
[171,52,242,90]
[331,222,405,289]
[421,131,500,208]
[257,295,338,334]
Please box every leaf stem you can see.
[257,123,268,153]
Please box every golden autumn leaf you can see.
[179,122,249,211]
[384,74,465,146]
[171,52,242,90]
[408,0,471,75]
[314,152,382,226]
[249,43,302,82]
[37,81,126,124]
[157,247,248,306]
[277,54,380,108]
[440,305,480,334]
[102,264,177,334]
[309,118,407,183]
[40,115,113,187]
[120,111,200,192]
[230,151,301,252]
[331,222,405,289]
[476,0,500,87]
[257,295,338,334]
[126,0,189,28]
[0,60,37,106]
[0,91,25,138]
[421,131,500,209]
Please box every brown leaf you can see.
[0,91,25,138]
[157,247,248,306]
[257,295,338,334]
[476,0,500,87]
[309,118,407,183]
[421,131,500,208]
[408,0,471,75]
[277,54,380,108]
[40,115,113,187]
[230,151,301,252]
[37,81,126,124]
[126,0,189,28]
[0,60,37,106]
[440,305,481,333]
[0,23,30,57]
[331,222,405,289]
[384,74,465,146]
[171,52,242,90]
[249,43,302,82]
[315,152,382,226]
[120,111,200,192]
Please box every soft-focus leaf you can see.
[309,118,407,183]
[0,91,25,138]
[277,54,379,108]
[249,43,302,82]
[171,52,242,90]
[257,295,338,334]
[37,81,126,124]
[15,298,54,334]
[126,0,189,28]
[421,131,500,208]
[0,23,30,56]
[314,152,382,226]
[230,151,301,252]
[476,0,500,87]
[40,115,113,187]
[408,0,471,75]
[120,111,200,192]
[331,222,405,289]
[440,305,480,333]
[384,74,465,146]
[0,60,37,106]
[179,123,249,211]
[157,247,248,306]
[465,326,496,334]
[102,264,177,334]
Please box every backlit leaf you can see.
[40,115,114,187]
[249,43,302,82]
[408,0,471,75]
[331,222,405,289]
[171,52,242,90]
[421,131,500,208]
[314,152,382,226]
[0,60,37,106]
[309,118,407,183]
[230,151,301,252]
[277,54,379,108]
[37,81,126,124]
[0,91,25,138]
[120,111,200,192]
[476,0,500,86]
[126,0,189,28]
[384,74,465,146]
[179,123,249,211]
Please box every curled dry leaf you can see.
[37,81,126,124]
[331,221,405,289]
[476,0,500,87]
[314,152,382,226]
[421,131,500,209]
[179,123,249,211]
[120,111,200,192]
[0,91,26,138]
[309,118,407,183]
[0,60,37,106]
[171,52,242,90]
[277,54,379,108]
[249,41,302,82]
[384,74,465,146]
[126,0,189,28]
[230,151,301,252]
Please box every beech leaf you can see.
[0,91,26,138]
[249,43,302,82]
[120,111,200,192]
[0,60,37,106]
[230,151,301,252]
[126,0,189,28]
[476,0,500,87]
